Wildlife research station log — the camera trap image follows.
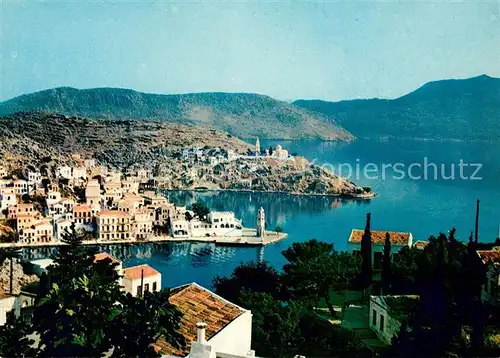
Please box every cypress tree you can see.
[361,212,372,288]
[381,232,392,293]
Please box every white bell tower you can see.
[257,207,265,238]
[255,138,260,157]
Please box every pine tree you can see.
[381,232,392,294]
[360,212,372,288]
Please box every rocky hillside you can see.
[0,112,251,169]
[0,87,352,141]
[294,75,500,141]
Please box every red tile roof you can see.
[74,204,91,212]
[477,250,500,265]
[94,253,119,264]
[123,264,159,280]
[153,283,246,357]
[413,240,429,249]
[98,210,128,217]
[349,229,411,245]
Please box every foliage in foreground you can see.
[0,224,185,357]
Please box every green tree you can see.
[282,239,360,317]
[29,225,185,357]
[360,212,372,289]
[0,311,38,357]
[191,202,210,219]
[381,232,392,294]
[213,261,283,305]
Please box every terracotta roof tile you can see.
[123,264,159,280]
[477,250,500,265]
[154,283,245,357]
[74,204,91,212]
[349,229,411,245]
[94,253,119,264]
[413,240,429,249]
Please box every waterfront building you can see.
[8,203,37,220]
[170,211,243,238]
[96,210,131,241]
[153,282,254,358]
[122,264,161,297]
[73,204,93,233]
[347,230,413,270]
[477,248,500,305]
[133,208,153,240]
[369,295,420,345]
[257,207,265,238]
[55,219,73,242]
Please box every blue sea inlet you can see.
[24,139,500,289]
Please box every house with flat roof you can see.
[348,229,413,270]
[153,282,254,358]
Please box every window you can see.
[372,309,377,327]
[144,283,150,292]
[153,282,157,291]
[136,285,142,296]
[379,314,385,332]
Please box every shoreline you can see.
[160,187,376,199]
[0,230,288,250]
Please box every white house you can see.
[0,188,17,212]
[57,165,72,179]
[477,248,500,305]
[122,264,161,297]
[369,295,420,345]
[13,179,28,196]
[347,230,413,270]
[153,282,254,358]
[55,219,73,242]
[171,211,243,239]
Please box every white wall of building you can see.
[206,310,253,357]
[369,297,403,345]
[123,273,161,297]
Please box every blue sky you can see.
[1,1,499,101]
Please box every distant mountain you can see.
[0,87,351,141]
[294,75,500,141]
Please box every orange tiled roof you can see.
[74,204,91,212]
[94,253,119,264]
[413,240,429,249]
[477,250,500,265]
[123,264,159,280]
[349,229,411,245]
[98,210,128,217]
[153,283,246,357]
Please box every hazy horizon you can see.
[2,1,499,102]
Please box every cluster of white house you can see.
[180,139,292,166]
[0,254,256,358]
[1,162,257,245]
[348,228,500,345]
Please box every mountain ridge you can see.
[294,75,500,140]
[0,87,351,141]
